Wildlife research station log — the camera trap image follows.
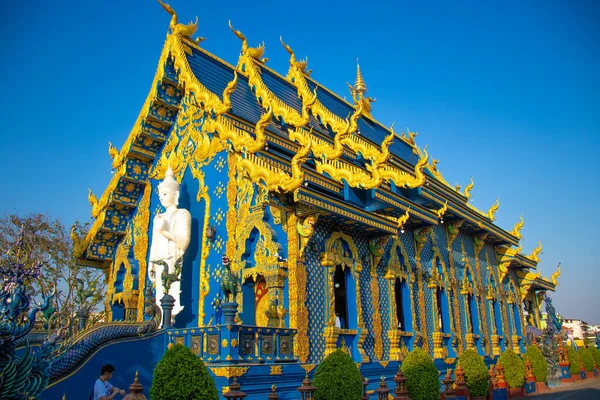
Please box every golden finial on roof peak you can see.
[354,60,367,93]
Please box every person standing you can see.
[92,364,125,400]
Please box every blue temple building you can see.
[39,4,562,399]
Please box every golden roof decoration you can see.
[527,241,542,263]
[397,207,410,232]
[280,37,311,76]
[347,61,375,117]
[510,215,524,239]
[354,61,367,92]
[486,198,500,221]
[551,263,560,286]
[463,177,474,200]
[229,21,268,63]
[158,0,203,41]
[435,200,448,220]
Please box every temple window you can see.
[436,288,445,331]
[394,277,406,331]
[334,265,349,329]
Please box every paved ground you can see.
[525,377,600,399]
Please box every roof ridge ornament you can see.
[551,263,560,286]
[463,177,474,200]
[486,198,500,221]
[158,0,203,42]
[528,241,543,263]
[510,215,524,239]
[280,37,311,76]
[229,21,268,64]
[347,60,375,118]
[354,60,367,92]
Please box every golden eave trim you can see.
[420,188,518,245]
[295,189,398,234]
[374,190,438,225]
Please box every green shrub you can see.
[457,349,488,397]
[400,347,440,400]
[524,345,547,382]
[580,347,595,372]
[498,349,525,389]
[150,344,218,400]
[567,346,580,375]
[589,346,600,367]
[313,349,362,400]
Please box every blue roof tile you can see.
[185,46,419,166]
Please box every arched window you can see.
[430,256,450,333]
[394,277,406,331]
[334,265,349,329]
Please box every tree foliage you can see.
[150,344,218,400]
[458,349,488,396]
[567,346,580,375]
[498,349,525,388]
[579,347,594,372]
[589,346,600,368]
[0,213,106,327]
[525,345,547,382]
[313,349,362,400]
[400,347,440,400]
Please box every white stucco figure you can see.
[148,167,191,318]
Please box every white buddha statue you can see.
[148,167,192,318]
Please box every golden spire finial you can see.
[134,370,140,383]
[354,60,367,93]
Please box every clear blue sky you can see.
[1,1,598,323]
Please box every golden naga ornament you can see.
[486,198,500,221]
[108,142,124,170]
[551,263,561,286]
[435,200,448,220]
[158,0,202,40]
[463,177,474,200]
[88,188,107,219]
[397,208,410,232]
[281,38,363,149]
[297,214,318,258]
[280,37,310,76]
[229,21,267,63]
[238,127,311,194]
[528,241,542,263]
[510,215,524,239]
[400,129,418,147]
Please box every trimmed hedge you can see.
[525,345,547,382]
[150,344,218,400]
[498,349,525,389]
[401,347,440,400]
[580,347,595,372]
[313,349,362,400]
[567,346,580,375]
[457,349,488,397]
[590,346,600,367]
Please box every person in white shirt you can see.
[92,364,125,400]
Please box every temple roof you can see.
[76,13,531,264]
